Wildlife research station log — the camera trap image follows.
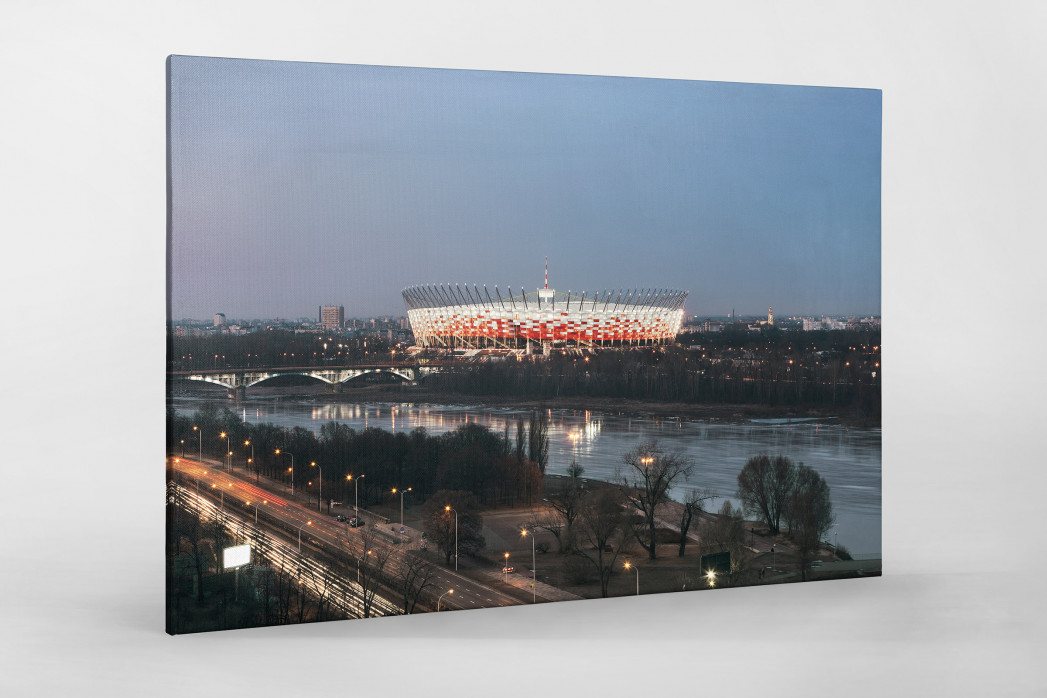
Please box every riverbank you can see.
[182,381,879,427]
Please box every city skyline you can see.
[169,57,881,321]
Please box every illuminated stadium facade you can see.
[402,279,688,350]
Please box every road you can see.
[168,456,525,613]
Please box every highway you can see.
[168,457,524,614]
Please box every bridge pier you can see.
[229,385,246,401]
[327,381,343,394]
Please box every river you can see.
[170,393,881,556]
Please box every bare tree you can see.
[397,553,437,614]
[170,491,210,603]
[785,465,835,580]
[574,488,629,597]
[677,488,716,557]
[699,501,752,587]
[618,442,693,560]
[300,561,340,622]
[532,461,586,553]
[736,454,796,535]
[527,409,549,474]
[348,525,393,618]
[423,490,485,567]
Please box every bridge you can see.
[168,363,444,399]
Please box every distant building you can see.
[214,313,226,327]
[319,305,344,330]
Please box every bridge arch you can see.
[245,372,333,389]
[339,368,414,384]
[181,375,237,390]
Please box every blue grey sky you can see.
[168,56,880,321]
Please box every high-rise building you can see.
[214,313,226,327]
[319,305,344,330]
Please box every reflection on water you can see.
[172,395,881,555]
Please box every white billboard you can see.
[223,544,251,569]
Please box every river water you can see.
[170,394,881,556]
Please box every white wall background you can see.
[1,2,1044,695]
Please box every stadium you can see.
[402,274,687,351]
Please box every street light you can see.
[210,482,231,511]
[245,440,255,482]
[640,456,654,468]
[246,499,266,525]
[180,439,185,458]
[521,528,536,603]
[297,520,313,552]
[624,561,639,596]
[219,432,230,469]
[275,449,294,496]
[347,474,365,524]
[503,552,510,584]
[437,589,454,612]
[445,506,458,571]
[392,487,412,544]
[192,425,201,462]
[311,461,322,513]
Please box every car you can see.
[502,566,515,574]
[349,516,364,527]
[335,515,347,522]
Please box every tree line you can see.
[422,328,880,416]
[168,403,548,510]
[168,329,391,371]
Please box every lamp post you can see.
[445,506,458,571]
[297,520,313,552]
[193,425,201,462]
[210,483,227,512]
[245,440,255,482]
[219,432,230,469]
[180,439,185,458]
[437,589,454,612]
[624,561,639,595]
[503,552,510,584]
[347,474,364,524]
[771,544,776,571]
[311,461,322,513]
[392,487,411,545]
[522,528,536,603]
[275,449,294,496]
[246,500,266,525]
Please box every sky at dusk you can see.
[168,56,881,321]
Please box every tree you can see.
[397,553,437,615]
[677,488,715,557]
[346,524,393,618]
[574,488,629,598]
[698,501,752,587]
[618,442,693,560]
[735,454,796,535]
[786,465,835,580]
[527,410,549,474]
[423,490,485,566]
[531,461,586,553]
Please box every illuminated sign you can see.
[223,544,251,569]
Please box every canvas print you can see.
[166,56,881,634]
